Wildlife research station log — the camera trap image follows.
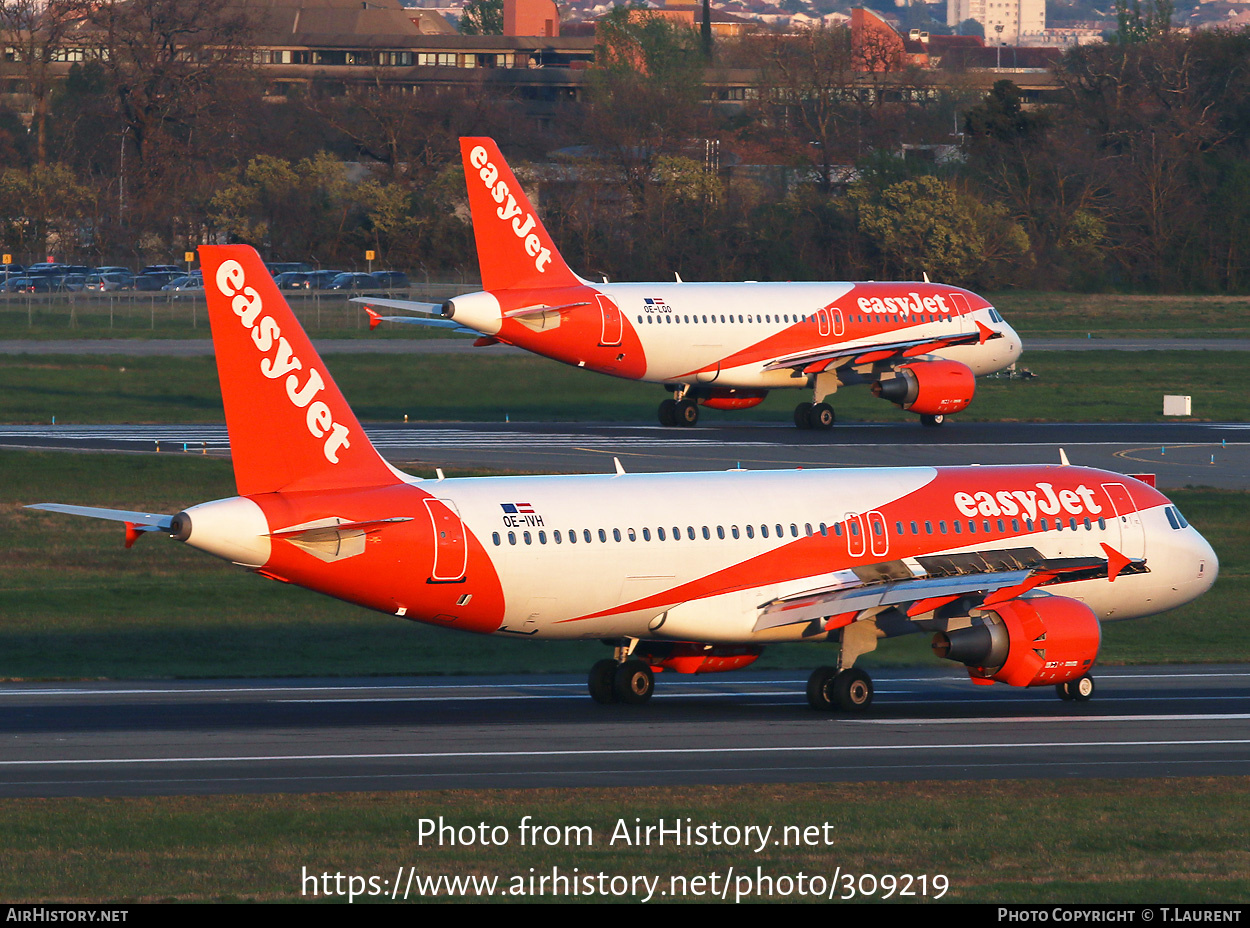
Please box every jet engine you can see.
[931,595,1101,687]
[872,360,975,416]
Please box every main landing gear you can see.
[920,413,946,428]
[806,666,874,712]
[658,397,699,428]
[589,658,655,705]
[1056,674,1095,702]
[793,402,835,430]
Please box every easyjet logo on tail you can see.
[215,260,352,464]
[468,144,553,275]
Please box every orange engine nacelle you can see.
[644,643,763,675]
[873,360,975,416]
[931,595,1101,687]
[699,388,768,411]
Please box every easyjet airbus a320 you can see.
[359,138,1023,429]
[32,247,1215,710]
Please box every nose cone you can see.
[998,320,1024,368]
[1186,527,1219,599]
[1145,523,1219,616]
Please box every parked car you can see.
[141,265,184,276]
[2,276,54,293]
[277,269,343,290]
[58,273,88,292]
[371,270,410,289]
[267,261,314,276]
[133,271,182,291]
[327,272,380,291]
[162,272,204,295]
[86,273,134,292]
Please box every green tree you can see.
[585,8,707,207]
[0,163,93,256]
[1112,0,1172,45]
[850,175,1028,286]
[460,0,503,35]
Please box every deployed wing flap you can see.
[753,548,1146,632]
[762,326,1002,374]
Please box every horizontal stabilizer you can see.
[26,503,174,531]
[268,516,413,539]
[351,297,445,316]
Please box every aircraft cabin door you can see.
[597,295,623,347]
[816,308,831,338]
[1101,482,1146,560]
[845,512,867,559]
[424,498,468,583]
[867,510,888,558]
[948,292,972,333]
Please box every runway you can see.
[1,666,1246,797]
[2,420,1247,488]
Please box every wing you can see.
[753,544,1146,632]
[761,321,1001,374]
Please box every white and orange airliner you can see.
[359,138,1024,429]
[32,246,1215,710]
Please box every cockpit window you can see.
[1166,506,1189,530]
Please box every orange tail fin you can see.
[461,137,580,292]
[200,245,400,496]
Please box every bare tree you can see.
[0,0,90,165]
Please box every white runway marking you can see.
[4,739,1249,767]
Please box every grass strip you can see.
[1,290,1245,341]
[1,779,1248,902]
[0,350,1245,425]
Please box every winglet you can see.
[976,319,994,344]
[365,307,382,330]
[614,456,627,476]
[1059,448,1070,466]
[1100,542,1131,582]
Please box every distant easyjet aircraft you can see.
[359,138,1023,428]
[31,247,1216,710]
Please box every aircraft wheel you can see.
[1056,681,1075,701]
[589,659,618,705]
[794,403,814,429]
[675,399,700,427]
[806,665,838,711]
[658,399,677,427]
[808,403,835,429]
[1071,674,1095,702]
[920,414,945,428]
[613,660,654,705]
[833,668,873,712]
